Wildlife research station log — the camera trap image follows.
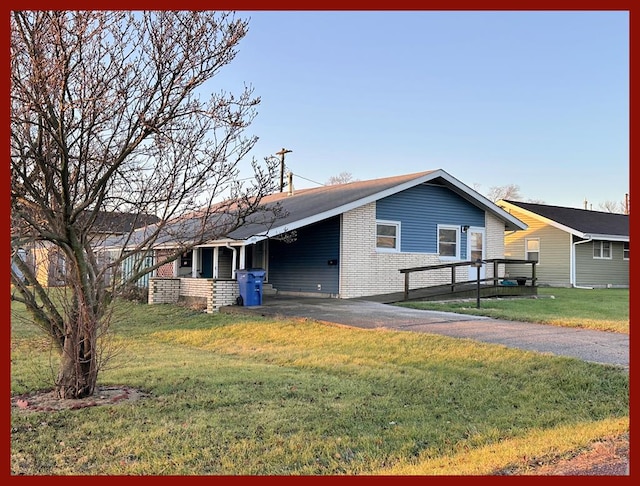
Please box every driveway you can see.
[224,295,629,370]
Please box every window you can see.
[376,221,400,251]
[180,251,193,267]
[624,242,629,260]
[438,225,459,259]
[525,238,540,262]
[593,241,612,259]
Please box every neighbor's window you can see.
[525,238,540,262]
[376,221,400,251]
[593,241,611,259]
[438,225,459,259]
[623,242,629,260]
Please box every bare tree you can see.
[598,200,626,214]
[10,11,280,399]
[485,184,522,203]
[326,172,357,185]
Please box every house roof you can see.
[83,211,161,235]
[226,169,526,243]
[106,169,527,250]
[498,200,629,241]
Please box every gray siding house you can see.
[498,200,629,288]
[141,170,527,310]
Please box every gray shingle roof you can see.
[502,200,628,238]
[227,171,437,240]
[228,170,526,241]
[106,169,527,249]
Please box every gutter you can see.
[571,237,593,289]
[226,243,238,280]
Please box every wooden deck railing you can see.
[399,258,538,301]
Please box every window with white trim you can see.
[623,242,629,260]
[525,238,540,262]
[593,241,611,259]
[376,221,400,252]
[438,225,459,259]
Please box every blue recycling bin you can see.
[236,268,266,306]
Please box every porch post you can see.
[191,248,199,278]
[213,247,219,279]
[230,246,237,280]
[239,245,246,270]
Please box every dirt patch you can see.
[11,387,628,475]
[497,434,629,476]
[11,385,148,413]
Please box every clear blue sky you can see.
[206,10,629,209]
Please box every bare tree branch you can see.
[11,11,279,398]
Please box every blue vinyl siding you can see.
[268,217,340,294]
[376,184,484,258]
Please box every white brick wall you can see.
[339,203,508,298]
[148,278,180,304]
[179,277,213,298]
[149,277,239,313]
[211,279,240,312]
[485,212,506,279]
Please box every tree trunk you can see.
[55,319,98,399]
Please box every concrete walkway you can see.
[223,295,629,370]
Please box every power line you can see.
[288,171,325,187]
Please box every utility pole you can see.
[276,148,292,192]
[625,193,629,214]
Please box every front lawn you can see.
[10,299,628,475]
[396,287,629,334]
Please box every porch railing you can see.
[399,258,537,301]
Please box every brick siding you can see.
[149,277,239,313]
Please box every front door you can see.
[467,228,485,281]
[200,248,213,278]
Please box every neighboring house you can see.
[141,169,527,310]
[498,200,629,288]
[23,211,160,287]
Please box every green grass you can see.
[10,298,629,475]
[396,287,629,334]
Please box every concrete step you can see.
[262,283,278,295]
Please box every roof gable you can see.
[112,169,528,249]
[228,169,526,242]
[499,200,628,240]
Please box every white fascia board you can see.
[244,171,449,241]
[250,169,529,239]
[196,238,250,247]
[435,172,528,230]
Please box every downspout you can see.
[226,243,237,280]
[572,237,593,289]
